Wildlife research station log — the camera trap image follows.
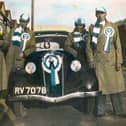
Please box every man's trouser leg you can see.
[95,94,106,116]
[110,93,123,115]
[0,99,15,126]
[83,97,95,115]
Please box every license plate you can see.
[14,86,47,95]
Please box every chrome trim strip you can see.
[9,91,99,103]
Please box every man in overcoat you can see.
[64,18,97,113]
[6,13,35,117]
[86,7,126,117]
[0,19,8,95]
[0,12,15,125]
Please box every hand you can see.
[0,40,4,46]
[19,52,24,58]
[116,63,122,71]
[90,62,95,69]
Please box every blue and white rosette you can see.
[21,32,30,51]
[104,26,114,53]
[42,53,62,86]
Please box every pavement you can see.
[12,71,126,126]
[13,94,126,126]
[14,103,126,126]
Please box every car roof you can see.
[34,25,72,33]
[34,26,73,38]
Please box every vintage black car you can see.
[8,27,99,115]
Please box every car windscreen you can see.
[35,31,69,49]
[35,35,67,49]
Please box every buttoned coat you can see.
[86,21,125,94]
[6,25,35,74]
[0,22,8,91]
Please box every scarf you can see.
[11,26,23,46]
[91,21,105,50]
[73,31,88,49]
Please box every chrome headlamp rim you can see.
[25,62,36,74]
[70,60,81,72]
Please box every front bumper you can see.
[8,91,99,103]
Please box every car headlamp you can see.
[70,60,81,72]
[25,62,36,74]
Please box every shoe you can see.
[115,113,126,118]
